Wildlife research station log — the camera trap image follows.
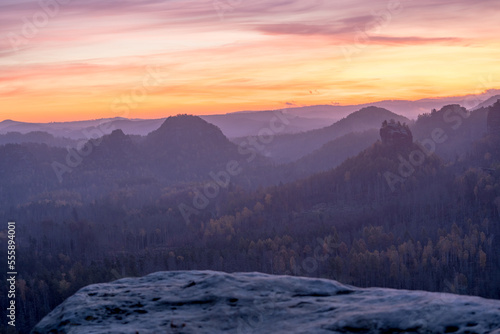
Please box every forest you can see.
[0,101,499,333]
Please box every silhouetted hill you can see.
[251,106,409,163]
[79,129,142,170]
[470,133,500,168]
[468,101,500,167]
[145,115,232,148]
[201,110,329,138]
[472,95,500,110]
[0,115,274,207]
[87,118,166,137]
[141,115,248,181]
[0,131,76,147]
[3,104,500,334]
[487,100,500,134]
[411,104,488,160]
[0,118,127,139]
[0,143,66,205]
[411,104,488,161]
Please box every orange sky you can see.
[1,0,499,122]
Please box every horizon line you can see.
[2,90,499,124]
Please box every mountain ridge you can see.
[4,90,498,140]
[250,106,409,163]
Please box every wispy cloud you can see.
[369,36,465,46]
[0,0,499,121]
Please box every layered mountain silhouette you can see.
[472,94,500,111]
[487,100,500,134]
[0,131,75,147]
[282,129,380,181]
[201,110,329,138]
[3,101,500,334]
[141,115,250,181]
[0,115,274,207]
[0,104,492,203]
[80,129,141,170]
[470,100,500,166]
[411,104,488,161]
[246,106,409,163]
[2,91,498,142]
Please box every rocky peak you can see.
[380,119,413,146]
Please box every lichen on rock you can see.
[31,270,500,334]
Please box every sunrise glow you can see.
[1,0,499,122]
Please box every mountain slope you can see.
[283,129,380,181]
[279,91,500,120]
[141,115,254,182]
[201,111,330,138]
[252,106,409,163]
[0,115,272,206]
[0,143,66,206]
[472,95,500,111]
[0,131,76,147]
[411,104,488,161]
[32,270,500,334]
[0,118,127,139]
[80,129,142,170]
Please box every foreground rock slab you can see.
[32,271,500,334]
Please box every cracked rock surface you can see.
[32,271,500,334]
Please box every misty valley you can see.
[0,99,499,332]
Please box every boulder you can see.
[32,271,500,334]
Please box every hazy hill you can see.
[0,118,128,139]
[472,95,500,111]
[0,114,329,141]
[246,106,409,163]
[282,129,380,181]
[3,91,498,142]
[2,90,498,140]
[79,129,142,171]
[470,101,500,166]
[141,115,252,181]
[64,115,271,186]
[0,115,275,208]
[88,118,166,137]
[201,110,331,138]
[3,105,500,333]
[0,131,76,147]
[0,143,67,206]
[487,100,500,134]
[411,104,488,161]
[277,90,500,120]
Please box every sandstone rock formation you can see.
[380,119,413,146]
[32,271,500,334]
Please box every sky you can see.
[0,0,499,122]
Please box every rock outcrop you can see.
[32,271,500,334]
[380,119,413,146]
